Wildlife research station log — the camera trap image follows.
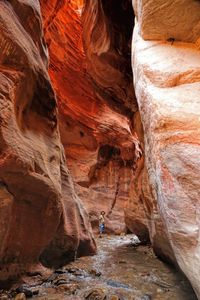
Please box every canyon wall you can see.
[132,0,200,297]
[40,0,149,235]
[0,0,95,284]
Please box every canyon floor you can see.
[2,235,197,300]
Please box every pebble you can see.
[110,296,120,300]
[16,286,33,297]
[89,269,102,277]
[54,278,68,286]
[66,267,83,276]
[14,293,26,300]
[84,288,107,300]
[54,269,66,274]
[118,260,127,264]
[53,274,68,286]
[56,283,79,294]
[32,289,39,296]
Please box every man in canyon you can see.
[99,211,105,238]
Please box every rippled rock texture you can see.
[0,0,95,284]
[40,0,148,234]
[132,0,200,297]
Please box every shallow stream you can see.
[1,235,197,300]
[32,234,197,300]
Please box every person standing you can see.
[99,211,105,238]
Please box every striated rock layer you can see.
[0,0,96,284]
[40,0,148,234]
[82,0,137,115]
[132,0,200,297]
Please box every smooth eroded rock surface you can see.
[133,0,200,43]
[132,8,200,296]
[0,0,95,284]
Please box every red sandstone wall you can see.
[40,0,148,234]
[0,0,95,283]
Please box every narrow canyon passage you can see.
[0,0,200,300]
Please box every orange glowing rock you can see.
[40,0,144,234]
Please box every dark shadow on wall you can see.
[101,0,134,58]
[82,0,136,118]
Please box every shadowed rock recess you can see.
[0,0,200,299]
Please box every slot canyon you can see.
[0,0,199,299]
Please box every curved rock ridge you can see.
[132,5,200,297]
[0,0,96,284]
[40,0,147,233]
[133,0,200,43]
[124,111,149,242]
